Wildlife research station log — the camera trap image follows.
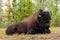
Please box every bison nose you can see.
[44,23,50,29]
[44,29,51,34]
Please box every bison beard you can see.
[6,9,51,35]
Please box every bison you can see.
[6,9,51,35]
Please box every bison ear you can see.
[39,9,43,13]
[40,9,43,12]
[39,9,43,15]
[38,9,43,17]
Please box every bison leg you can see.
[27,29,36,34]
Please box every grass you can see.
[0,27,60,40]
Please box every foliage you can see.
[48,0,60,27]
[0,0,60,28]
[40,0,60,27]
[0,0,2,14]
[10,0,35,22]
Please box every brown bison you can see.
[6,9,51,35]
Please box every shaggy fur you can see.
[6,9,51,35]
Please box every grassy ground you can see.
[0,27,60,40]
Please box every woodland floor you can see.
[0,27,60,40]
